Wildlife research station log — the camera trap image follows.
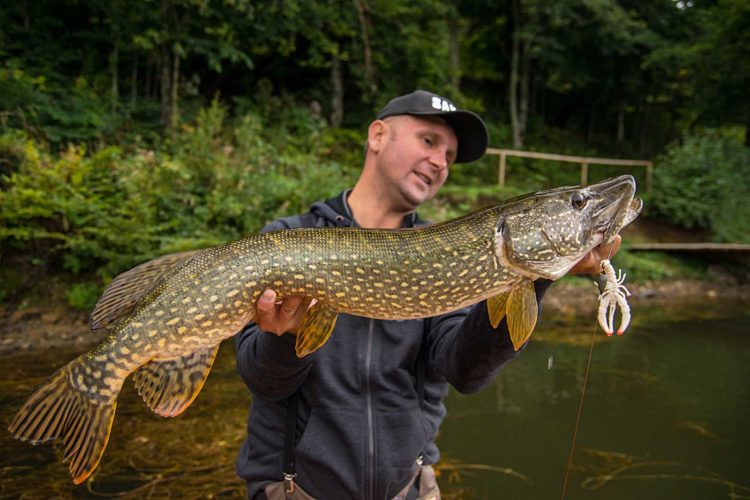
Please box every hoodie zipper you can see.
[364,318,375,500]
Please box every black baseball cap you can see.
[375,90,489,163]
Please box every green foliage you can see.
[0,138,158,276]
[0,61,111,144]
[650,129,750,243]
[0,101,354,288]
[66,282,102,311]
[614,249,704,282]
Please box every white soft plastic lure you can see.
[597,259,631,336]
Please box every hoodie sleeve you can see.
[234,218,315,402]
[426,279,553,394]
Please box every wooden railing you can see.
[485,148,654,195]
[628,243,750,252]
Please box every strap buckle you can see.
[283,473,297,494]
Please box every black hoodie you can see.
[234,191,550,499]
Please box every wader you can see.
[260,337,441,500]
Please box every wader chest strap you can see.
[283,391,300,492]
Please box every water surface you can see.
[1,303,748,498]
[439,306,750,499]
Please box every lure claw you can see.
[597,259,631,336]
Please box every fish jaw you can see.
[496,175,642,281]
[587,175,642,245]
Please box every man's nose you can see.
[429,149,449,170]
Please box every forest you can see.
[1,0,749,307]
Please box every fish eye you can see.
[571,192,587,209]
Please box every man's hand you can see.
[569,235,622,275]
[254,289,312,336]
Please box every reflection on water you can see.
[438,304,750,499]
[1,302,748,498]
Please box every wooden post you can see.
[580,161,588,185]
[646,163,653,196]
[499,152,506,187]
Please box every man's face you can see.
[373,115,458,211]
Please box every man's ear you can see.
[367,120,387,153]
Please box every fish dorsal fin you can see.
[295,302,339,358]
[133,344,220,417]
[90,250,199,331]
[506,279,538,350]
[487,291,511,328]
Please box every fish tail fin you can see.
[8,364,118,484]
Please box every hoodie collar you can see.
[310,190,423,228]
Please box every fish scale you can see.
[246,212,512,319]
[8,175,642,484]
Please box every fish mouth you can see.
[588,175,643,244]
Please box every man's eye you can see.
[423,137,434,146]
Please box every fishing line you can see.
[560,315,599,499]
[560,245,616,499]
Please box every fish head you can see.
[495,175,643,280]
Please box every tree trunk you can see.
[353,0,375,95]
[638,103,649,156]
[160,45,172,135]
[587,110,596,143]
[330,56,344,127]
[617,101,625,143]
[448,17,462,93]
[170,50,180,133]
[509,0,521,148]
[144,56,152,99]
[519,36,530,145]
[110,35,119,113]
[509,0,526,149]
[22,0,30,29]
[131,52,138,109]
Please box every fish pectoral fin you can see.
[90,250,200,330]
[506,280,539,351]
[487,292,511,328]
[295,302,338,358]
[9,364,118,484]
[133,344,220,418]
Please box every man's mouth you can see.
[414,172,432,186]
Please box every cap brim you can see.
[408,110,488,163]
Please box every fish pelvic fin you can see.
[295,302,338,357]
[487,291,511,329]
[90,250,199,330]
[133,344,220,417]
[506,279,539,351]
[9,365,118,484]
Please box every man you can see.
[235,90,619,499]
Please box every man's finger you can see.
[570,235,623,275]
[256,289,277,314]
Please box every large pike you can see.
[9,175,642,483]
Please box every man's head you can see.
[350,90,488,221]
[375,90,488,164]
[360,90,488,213]
[364,114,456,211]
